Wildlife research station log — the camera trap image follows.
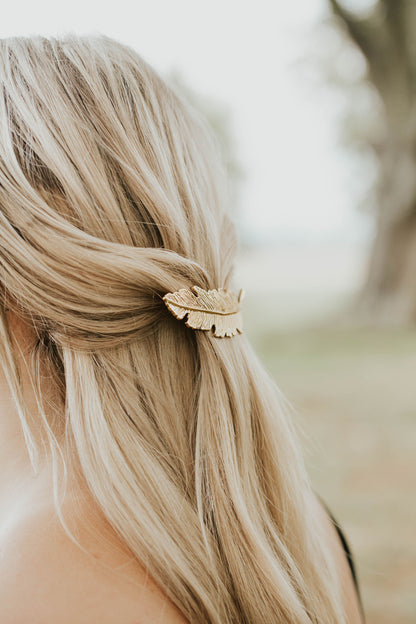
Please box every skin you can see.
[0,309,363,623]
[0,309,189,623]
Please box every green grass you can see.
[246,322,416,624]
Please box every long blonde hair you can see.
[0,34,345,623]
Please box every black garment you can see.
[322,500,365,621]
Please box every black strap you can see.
[319,497,365,621]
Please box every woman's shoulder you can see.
[0,497,189,624]
[0,487,363,624]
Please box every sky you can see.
[0,0,374,246]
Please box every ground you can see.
[246,319,416,624]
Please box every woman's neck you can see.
[0,309,64,521]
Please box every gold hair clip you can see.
[163,286,244,338]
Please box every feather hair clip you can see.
[163,285,244,338]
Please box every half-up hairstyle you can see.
[0,34,346,623]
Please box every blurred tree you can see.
[327,0,416,323]
[164,68,245,223]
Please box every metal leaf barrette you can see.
[163,285,244,338]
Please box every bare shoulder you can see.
[0,500,189,624]
[311,493,364,624]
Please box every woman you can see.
[0,34,364,623]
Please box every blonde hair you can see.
[0,34,346,623]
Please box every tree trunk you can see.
[327,0,416,323]
[355,135,416,322]
[359,210,416,323]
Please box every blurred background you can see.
[2,1,415,621]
